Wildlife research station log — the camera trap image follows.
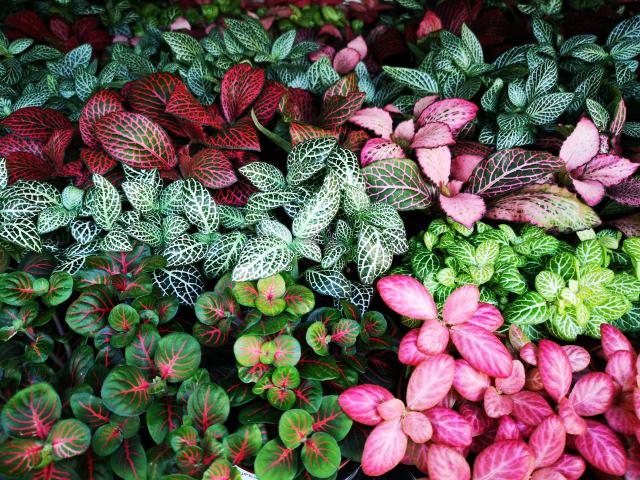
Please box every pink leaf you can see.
[415,146,451,185]
[361,418,407,476]
[483,387,513,418]
[459,403,492,437]
[626,441,640,480]
[350,108,393,138]
[600,324,633,359]
[417,99,478,134]
[495,415,522,441]
[377,398,405,421]
[427,444,471,480]
[417,319,449,355]
[417,11,443,39]
[573,420,627,476]
[604,405,640,435]
[571,178,605,206]
[377,275,438,321]
[560,117,599,171]
[413,95,439,118]
[451,154,484,183]
[450,323,513,378]
[406,354,455,411]
[495,360,525,395]
[472,440,534,480]
[442,284,480,326]
[550,454,586,480]
[568,372,615,417]
[530,469,566,480]
[401,411,432,444]
[465,303,503,332]
[538,340,572,402]
[558,398,586,435]
[529,415,565,468]
[561,345,590,372]
[453,359,490,402]
[403,440,429,472]
[635,388,640,419]
[360,138,406,166]
[573,153,638,187]
[399,329,430,366]
[333,47,361,74]
[439,192,486,229]
[393,119,415,143]
[510,391,554,426]
[424,407,472,447]
[338,384,394,426]
[520,343,538,365]
[411,123,454,149]
[346,36,367,58]
[605,350,636,392]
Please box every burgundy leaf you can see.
[320,93,366,130]
[166,82,222,128]
[6,152,53,183]
[44,129,75,172]
[206,116,260,151]
[0,134,45,159]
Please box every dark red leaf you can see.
[0,134,46,159]
[166,82,223,128]
[320,93,366,130]
[80,148,117,174]
[212,178,257,206]
[44,129,75,172]
[6,152,54,183]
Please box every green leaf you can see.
[254,439,297,480]
[284,285,315,316]
[70,392,110,429]
[1,383,61,439]
[504,292,549,325]
[101,366,151,416]
[300,432,341,478]
[163,32,204,62]
[49,419,91,460]
[65,286,116,337]
[111,437,147,480]
[279,409,313,448]
[89,174,121,230]
[535,271,564,300]
[272,334,302,367]
[187,383,230,433]
[154,332,201,383]
[526,93,573,125]
[0,439,44,477]
[306,322,329,356]
[108,303,139,333]
[271,30,296,60]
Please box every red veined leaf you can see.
[278,409,313,448]
[568,371,615,417]
[49,419,91,460]
[529,415,565,468]
[125,73,185,136]
[70,392,110,429]
[206,116,260,151]
[222,424,262,465]
[0,133,46,159]
[80,90,125,148]
[272,335,301,367]
[166,82,222,128]
[125,324,160,374]
[253,81,287,124]
[300,432,341,478]
[175,445,204,474]
[293,380,323,413]
[180,148,237,189]
[472,440,534,480]
[146,399,182,444]
[108,303,139,333]
[203,458,231,480]
[342,128,369,152]
[280,87,315,123]
[311,395,352,440]
[453,359,490,402]
[537,340,572,402]
[283,285,315,316]
[510,391,554,426]
[80,148,117,174]
[289,122,336,146]
[0,438,44,477]
[338,384,393,426]
[361,418,406,476]
[44,128,74,171]
[212,178,257,206]
[187,383,230,433]
[324,73,359,99]
[550,454,585,480]
[221,64,265,124]
[424,407,472,447]
[0,271,41,306]
[377,274,437,321]
[195,292,228,325]
[111,437,148,480]
[320,93,366,130]
[401,411,432,443]
[253,438,298,480]
[562,345,590,372]
[101,365,151,416]
[600,323,634,359]
[427,443,471,480]
[406,353,455,410]
[65,286,117,337]
[398,329,430,366]
[0,107,72,142]
[450,323,513,378]
[6,151,54,183]
[96,111,176,170]
[330,319,360,347]
[169,425,199,451]
[573,420,626,475]
[0,383,61,439]
[233,335,263,367]
[155,332,201,383]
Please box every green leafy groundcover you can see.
[0,1,639,479]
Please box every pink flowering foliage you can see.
[338,275,640,478]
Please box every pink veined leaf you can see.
[427,443,471,480]
[472,440,534,480]
[573,420,627,476]
[401,411,432,444]
[550,454,586,480]
[361,418,407,477]
[411,123,455,149]
[465,303,503,332]
[413,95,439,118]
[393,119,415,143]
[450,323,513,378]
[606,178,640,207]
[510,391,554,426]
[416,145,451,185]
[416,319,449,355]
[572,153,638,187]
[568,372,615,417]
[605,350,636,392]
[600,324,634,359]
[377,275,438,321]
[483,387,513,418]
[495,360,525,395]
[398,329,430,366]
[453,359,490,402]
[520,343,538,365]
[406,353,455,411]
[220,64,265,124]
[530,469,566,480]
[377,399,405,421]
[561,345,590,372]
[424,407,472,448]
[560,117,599,171]
[529,415,565,469]
[442,284,480,326]
[570,178,606,206]
[439,192,486,229]
[451,154,484,183]
[558,398,586,436]
[537,340,572,402]
[604,404,640,435]
[360,138,406,166]
[416,98,478,134]
[338,384,394,426]
[495,415,522,441]
[350,108,393,138]
[458,403,492,437]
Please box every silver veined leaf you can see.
[152,266,204,306]
[88,174,121,230]
[182,179,218,234]
[232,236,293,282]
[203,232,247,279]
[292,173,340,239]
[356,224,393,285]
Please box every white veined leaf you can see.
[256,220,292,244]
[475,240,500,266]
[232,236,293,282]
[526,93,573,125]
[504,291,549,325]
[356,224,393,285]
[159,180,185,216]
[535,270,565,301]
[122,181,159,215]
[524,60,557,99]
[305,268,352,298]
[239,162,286,192]
[37,206,76,234]
[292,173,341,239]
[153,266,204,306]
[461,24,484,63]
[182,179,218,234]
[89,174,121,230]
[162,216,190,244]
[0,158,7,190]
[70,219,101,244]
[101,227,133,252]
[162,32,204,63]
[607,15,640,47]
[127,221,164,248]
[289,238,322,263]
[326,146,365,190]
[8,181,60,208]
[586,99,610,130]
[287,137,337,185]
[382,66,438,94]
[271,30,296,60]
[163,235,207,267]
[203,232,247,279]
[0,218,42,252]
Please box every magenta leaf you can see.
[561,345,590,372]
[573,420,627,476]
[558,398,586,435]
[605,350,636,391]
[415,145,451,185]
[537,340,572,402]
[361,418,407,476]
[465,303,503,332]
[568,372,615,417]
[450,323,513,378]
[416,319,449,355]
[377,399,405,421]
[424,407,472,448]
[495,360,525,395]
[427,444,471,480]
[443,284,480,326]
[401,411,432,443]
[411,123,454,148]
[377,275,437,321]
[350,108,393,138]
[529,415,565,468]
[338,384,394,426]
[550,454,586,480]
[483,387,513,418]
[453,359,490,402]
[472,440,534,480]
[495,415,522,441]
[406,353,455,411]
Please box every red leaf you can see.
[206,117,260,151]
[453,359,490,402]
[529,415,565,468]
[95,112,176,169]
[6,152,53,183]
[1,107,71,142]
[253,80,287,124]
[573,420,627,476]
[537,340,572,402]
[44,129,75,172]
[80,148,117,174]
[472,440,534,480]
[568,372,615,417]
[0,134,45,159]
[450,323,513,378]
[427,444,470,480]
[377,275,438,321]
[166,82,222,128]
[181,148,237,189]
[406,354,455,411]
[424,407,472,448]
[361,419,407,476]
[338,384,394,426]
[221,64,265,124]
[80,90,124,148]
